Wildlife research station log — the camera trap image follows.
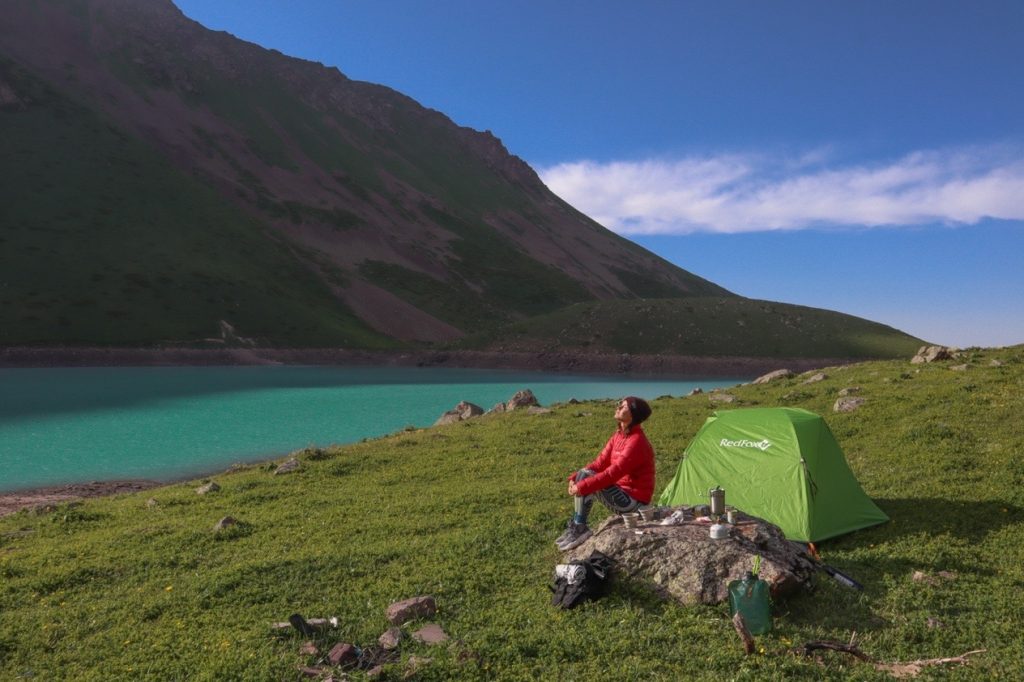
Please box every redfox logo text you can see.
[719,438,772,451]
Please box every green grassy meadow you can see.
[1,346,1022,680]
[461,297,925,359]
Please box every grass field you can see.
[460,297,925,360]
[1,346,1021,680]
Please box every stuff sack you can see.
[549,551,614,609]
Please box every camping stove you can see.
[709,486,729,539]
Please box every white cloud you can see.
[537,145,1024,234]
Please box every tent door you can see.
[800,457,819,500]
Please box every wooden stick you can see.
[800,640,874,662]
[799,641,986,678]
[873,650,986,678]
[732,612,755,655]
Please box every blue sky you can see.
[173,0,1024,348]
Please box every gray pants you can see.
[573,468,641,524]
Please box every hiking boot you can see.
[557,522,592,551]
[553,519,576,547]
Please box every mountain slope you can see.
[0,0,728,347]
[0,0,922,357]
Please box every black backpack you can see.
[549,551,614,609]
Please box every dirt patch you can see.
[0,480,162,518]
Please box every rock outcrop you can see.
[434,400,484,426]
[506,389,539,410]
[910,345,957,364]
[834,397,866,413]
[752,369,793,384]
[563,508,816,605]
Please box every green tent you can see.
[658,407,888,542]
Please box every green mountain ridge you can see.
[0,0,922,357]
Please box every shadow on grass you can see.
[827,497,1019,548]
[607,498,1024,633]
[776,497,1023,632]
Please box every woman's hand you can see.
[568,481,579,496]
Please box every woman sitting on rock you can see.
[555,396,655,551]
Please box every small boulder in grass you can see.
[327,642,358,667]
[274,458,301,475]
[834,397,866,413]
[196,481,220,495]
[299,641,318,656]
[386,596,436,624]
[405,656,432,675]
[378,627,402,650]
[412,623,448,645]
[213,516,237,531]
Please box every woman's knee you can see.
[575,468,596,482]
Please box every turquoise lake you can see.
[0,366,746,492]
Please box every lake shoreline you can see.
[0,347,856,515]
[0,479,164,518]
[0,346,855,378]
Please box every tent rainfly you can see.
[658,407,889,542]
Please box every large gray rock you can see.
[434,400,484,426]
[910,345,955,364]
[752,369,793,384]
[834,397,866,413]
[564,509,816,605]
[506,389,539,410]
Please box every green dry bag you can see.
[727,572,772,635]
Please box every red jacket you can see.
[572,426,655,503]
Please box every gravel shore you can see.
[0,346,853,377]
[0,480,162,518]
